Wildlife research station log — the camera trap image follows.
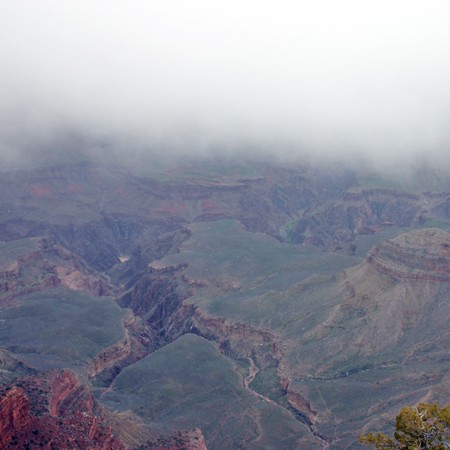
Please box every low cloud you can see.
[1,1,450,168]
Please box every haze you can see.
[1,1,450,166]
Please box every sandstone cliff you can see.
[368,227,450,281]
[0,387,30,448]
[0,370,124,449]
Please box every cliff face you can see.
[0,370,124,449]
[368,228,450,281]
[119,264,192,342]
[88,310,154,385]
[188,307,282,369]
[0,370,209,450]
[0,387,30,448]
[0,160,357,268]
[49,369,95,417]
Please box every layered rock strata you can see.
[368,228,450,281]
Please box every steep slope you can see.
[283,228,450,447]
[297,228,450,371]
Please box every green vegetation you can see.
[0,288,125,370]
[163,219,360,308]
[360,403,450,449]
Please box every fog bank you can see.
[1,1,450,167]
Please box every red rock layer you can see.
[0,370,124,449]
[0,387,31,448]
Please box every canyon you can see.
[1,157,450,448]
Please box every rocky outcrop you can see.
[119,264,191,341]
[187,308,282,369]
[368,228,450,281]
[0,370,125,449]
[49,369,94,417]
[0,370,209,449]
[26,237,111,295]
[88,327,133,381]
[0,261,20,299]
[287,390,317,421]
[167,304,317,433]
[88,311,153,385]
[122,263,282,367]
[0,387,31,448]
[87,311,158,386]
[120,264,313,433]
[0,370,124,450]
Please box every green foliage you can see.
[360,403,450,449]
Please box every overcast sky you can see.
[1,1,450,166]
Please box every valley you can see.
[1,157,450,448]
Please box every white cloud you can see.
[1,1,450,164]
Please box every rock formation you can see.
[302,228,450,362]
[0,370,124,449]
[368,228,450,281]
[0,387,30,448]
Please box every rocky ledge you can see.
[368,228,450,281]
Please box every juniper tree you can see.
[360,403,450,449]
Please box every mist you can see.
[1,1,450,169]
